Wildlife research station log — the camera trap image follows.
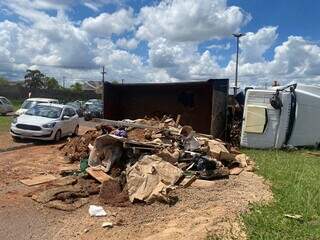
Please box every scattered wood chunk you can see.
[284,214,303,221]
[183,175,198,188]
[229,167,244,175]
[20,174,57,186]
[102,222,113,228]
[306,152,320,157]
[219,151,236,162]
[51,176,78,186]
[175,114,181,126]
[86,167,114,183]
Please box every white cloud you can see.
[225,31,320,86]
[148,37,222,80]
[0,1,319,87]
[81,8,135,37]
[206,43,231,50]
[240,26,278,63]
[137,0,251,42]
[116,38,139,49]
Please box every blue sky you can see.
[0,0,319,86]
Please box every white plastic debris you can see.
[88,205,107,217]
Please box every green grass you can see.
[0,100,21,133]
[0,116,12,133]
[242,149,320,240]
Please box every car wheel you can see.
[12,136,21,142]
[54,130,62,142]
[73,125,79,136]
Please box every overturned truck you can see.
[241,84,320,148]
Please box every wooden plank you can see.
[20,174,57,186]
[183,175,198,188]
[94,119,159,130]
[229,167,244,175]
[86,167,113,183]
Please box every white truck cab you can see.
[241,84,320,149]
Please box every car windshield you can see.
[0,98,10,104]
[67,102,80,109]
[21,100,38,109]
[87,104,101,111]
[25,105,62,119]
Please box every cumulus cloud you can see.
[136,0,251,42]
[226,32,320,86]
[148,38,222,80]
[81,8,135,37]
[206,43,231,50]
[116,38,139,49]
[240,26,278,63]
[0,0,319,87]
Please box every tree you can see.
[24,69,45,90]
[0,76,9,86]
[43,77,60,90]
[70,82,83,92]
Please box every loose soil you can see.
[0,131,272,240]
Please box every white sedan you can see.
[10,103,79,141]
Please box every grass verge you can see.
[0,100,21,133]
[242,149,320,240]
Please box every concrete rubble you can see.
[31,116,254,210]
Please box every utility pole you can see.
[232,33,245,97]
[62,76,66,88]
[101,66,106,118]
[121,79,124,85]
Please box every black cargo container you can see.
[103,79,229,139]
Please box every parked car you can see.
[84,103,103,121]
[10,103,79,141]
[85,99,102,107]
[66,101,84,117]
[0,96,14,115]
[15,98,59,116]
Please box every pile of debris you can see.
[58,116,254,207]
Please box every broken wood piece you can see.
[306,152,320,157]
[86,167,114,183]
[174,174,186,186]
[219,151,236,162]
[20,174,57,186]
[183,175,198,188]
[95,119,159,130]
[229,167,244,175]
[175,114,181,126]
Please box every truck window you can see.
[244,106,268,134]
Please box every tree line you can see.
[0,69,83,92]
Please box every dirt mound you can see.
[59,130,101,162]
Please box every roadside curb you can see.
[0,143,35,153]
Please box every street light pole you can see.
[233,33,245,96]
[101,66,106,118]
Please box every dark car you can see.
[84,103,103,121]
[66,101,84,117]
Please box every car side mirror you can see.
[62,115,70,120]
